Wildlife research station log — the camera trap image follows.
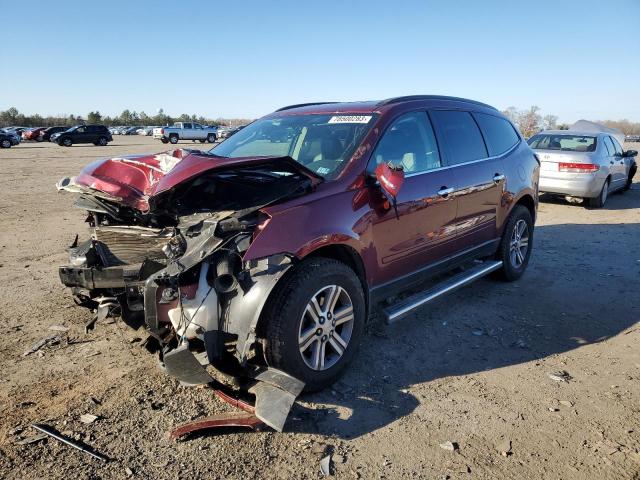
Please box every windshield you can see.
[209,114,377,179]
[528,134,597,152]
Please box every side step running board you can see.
[383,260,503,323]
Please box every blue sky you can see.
[1,0,639,122]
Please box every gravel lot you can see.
[0,136,638,479]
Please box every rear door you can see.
[182,122,194,139]
[608,136,627,189]
[368,111,459,284]
[429,109,506,248]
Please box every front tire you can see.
[624,165,636,191]
[161,137,169,144]
[97,136,108,146]
[495,205,533,281]
[1,139,11,148]
[61,138,72,147]
[263,258,365,392]
[588,178,609,208]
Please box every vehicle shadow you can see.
[540,185,639,211]
[289,221,640,439]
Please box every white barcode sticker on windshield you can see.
[328,115,372,124]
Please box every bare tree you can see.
[542,114,558,131]
[517,106,542,138]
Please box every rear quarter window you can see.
[473,112,519,156]
[429,110,488,165]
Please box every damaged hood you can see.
[57,149,322,212]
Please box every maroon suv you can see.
[58,96,539,399]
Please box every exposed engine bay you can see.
[57,149,319,430]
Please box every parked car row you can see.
[0,128,21,148]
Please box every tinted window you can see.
[610,136,623,155]
[603,136,614,155]
[429,110,487,165]
[370,111,441,174]
[183,123,193,129]
[473,112,519,156]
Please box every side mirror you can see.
[623,149,638,158]
[375,162,405,199]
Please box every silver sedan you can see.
[528,130,637,208]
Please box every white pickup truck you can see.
[153,122,218,144]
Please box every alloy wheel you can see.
[509,219,529,268]
[298,285,354,371]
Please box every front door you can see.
[368,111,458,286]
[608,136,627,189]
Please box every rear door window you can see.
[429,110,488,165]
[610,136,623,156]
[183,123,193,129]
[473,112,519,156]
[603,136,614,156]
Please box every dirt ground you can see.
[0,136,638,480]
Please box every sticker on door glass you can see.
[328,115,372,124]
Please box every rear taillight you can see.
[558,162,599,173]
[160,128,164,134]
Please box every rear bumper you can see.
[539,172,605,198]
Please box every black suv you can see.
[52,125,113,147]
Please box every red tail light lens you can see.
[160,128,164,134]
[558,162,599,173]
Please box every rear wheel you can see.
[588,178,609,208]
[207,133,217,143]
[263,258,365,392]
[169,134,179,144]
[495,205,533,281]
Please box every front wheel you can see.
[623,164,636,191]
[61,138,72,147]
[495,204,533,281]
[1,139,11,148]
[262,258,365,392]
[160,137,169,144]
[97,136,108,146]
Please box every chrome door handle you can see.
[437,187,454,197]
[493,173,506,183]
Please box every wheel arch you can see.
[513,193,536,223]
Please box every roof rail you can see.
[275,102,337,112]
[377,95,496,110]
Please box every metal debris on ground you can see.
[548,371,572,382]
[439,441,459,451]
[31,423,108,463]
[22,334,63,356]
[320,454,332,476]
[79,414,99,424]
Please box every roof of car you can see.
[272,95,497,116]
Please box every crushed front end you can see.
[57,149,319,430]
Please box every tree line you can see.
[2,105,639,136]
[0,107,251,128]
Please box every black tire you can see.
[207,133,217,143]
[161,137,169,144]
[623,164,636,191]
[588,178,609,208]
[262,258,365,392]
[199,139,206,143]
[169,134,179,144]
[1,139,11,148]
[495,204,533,282]
[61,137,72,147]
[97,136,108,146]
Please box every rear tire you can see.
[262,258,365,392]
[588,178,609,208]
[495,205,533,282]
[169,134,179,144]
[207,133,217,143]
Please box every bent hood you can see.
[57,149,322,212]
